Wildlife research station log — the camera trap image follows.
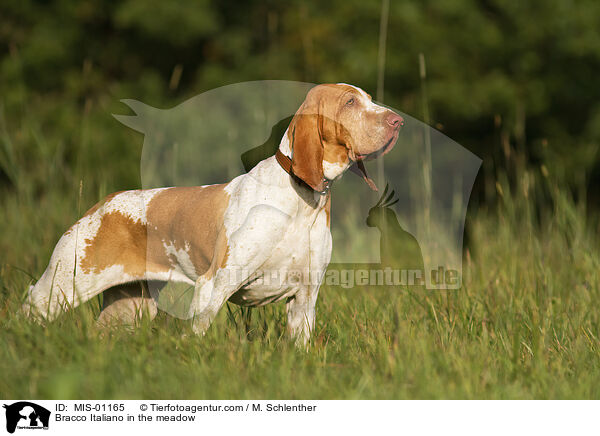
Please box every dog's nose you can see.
[386,112,404,129]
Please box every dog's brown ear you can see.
[290,112,325,192]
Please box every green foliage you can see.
[115,0,218,45]
[1,0,599,192]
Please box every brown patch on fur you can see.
[64,191,124,237]
[145,185,231,277]
[79,211,171,276]
[324,195,331,227]
[79,185,231,279]
[323,143,349,165]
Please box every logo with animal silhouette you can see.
[112,81,481,291]
[366,184,425,279]
[2,402,50,433]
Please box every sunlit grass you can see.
[1,180,599,398]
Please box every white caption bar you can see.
[1,400,596,435]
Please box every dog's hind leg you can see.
[23,226,92,320]
[22,210,142,321]
[97,282,159,328]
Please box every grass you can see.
[1,183,600,399]
[1,95,600,399]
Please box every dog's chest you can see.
[229,206,331,307]
[264,218,314,270]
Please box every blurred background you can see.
[1,0,599,206]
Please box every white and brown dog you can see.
[24,83,403,345]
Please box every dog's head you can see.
[288,83,403,192]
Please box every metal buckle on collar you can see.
[316,178,332,195]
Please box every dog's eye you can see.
[346,98,355,106]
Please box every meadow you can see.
[1,105,599,399]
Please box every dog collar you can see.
[275,150,332,195]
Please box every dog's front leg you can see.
[189,270,229,335]
[190,204,293,335]
[287,210,332,348]
[286,287,319,348]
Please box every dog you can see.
[23,83,403,346]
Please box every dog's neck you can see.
[271,129,325,207]
[278,128,352,182]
